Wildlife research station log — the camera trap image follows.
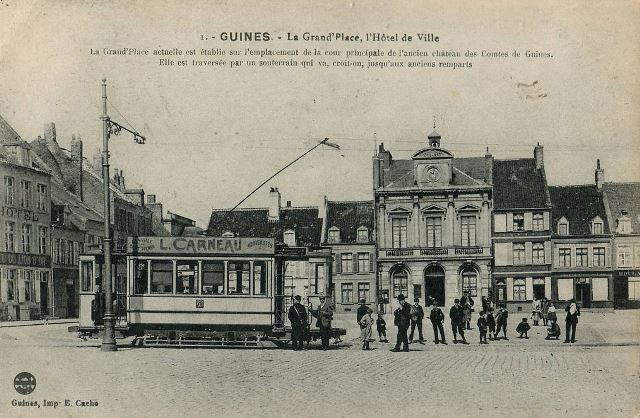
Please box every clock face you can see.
[426,166,440,182]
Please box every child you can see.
[516,317,531,339]
[376,313,388,343]
[361,308,374,350]
[531,308,542,326]
[545,320,561,340]
[486,308,496,340]
[477,311,488,344]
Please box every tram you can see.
[72,236,345,348]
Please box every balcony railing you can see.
[380,246,491,258]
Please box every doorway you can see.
[424,265,445,306]
[66,282,76,318]
[576,282,592,308]
[40,281,49,317]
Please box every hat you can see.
[318,294,326,299]
[414,298,420,303]
[397,294,406,301]
[294,295,301,301]
[431,300,439,306]
[522,318,528,321]
[454,298,460,304]
[479,311,485,316]
[359,298,366,304]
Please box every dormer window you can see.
[617,215,632,234]
[357,226,369,243]
[283,230,296,246]
[557,217,569,235]
[327,227,340,244]
[591,216,604,235]
[513,214,525,231]
[222,231,234,238]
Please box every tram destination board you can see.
[128,237,275,255]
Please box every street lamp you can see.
[100,79,146,352]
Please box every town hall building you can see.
[373,130,493,312]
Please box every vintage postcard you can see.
[0,1,639,417]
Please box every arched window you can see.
[391,268,408,297]
[461,266,478,297]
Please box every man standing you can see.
[564,299,580,343]
[311,295,334,350]
[356,298,369,325]
[461,291,475,329]
[287,295,308,350]
[409,298,425,344]
[449,298,468,344]
[392,294,412,352]
[495,305,509,340]
[429,301,447,344]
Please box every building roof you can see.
[603,182,640,233]
[548,185,610,235]
[207,207,322,247]
[0,114,23,146]
[493,159,550,209]
[382,157,492,188]
[51,180,103,230]
[325,200,374,243]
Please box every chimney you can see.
[377,142,392,170]
[268,187,281,221]
[146,194,164,223]
[70,134,83,201]
[534,142,544,170]
[595,159,605,190]
[44,122,56,143]
[286,200,292,207]
[484,147,493,184]
[372,155,381,189]
[125,189,145,207]
[318,195,328,220]
[119,169,125,189]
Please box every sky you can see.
[0,0,638,227]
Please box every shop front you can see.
[613,269,640,309]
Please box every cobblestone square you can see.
[1,311,639,417]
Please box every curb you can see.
[0,320,79,328]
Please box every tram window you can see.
[227,261,250,295]
[151,261,173,294]
[81,261,93,292]
[254,261,267,295]
[134,260,148,294]
[176,261,198,294]
[202,261,224,294]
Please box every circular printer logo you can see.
[14,372,36,395]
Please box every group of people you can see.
[287,294,335,351]
[381,293,583,350]
[288,292,582,351]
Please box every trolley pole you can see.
[101,78,117,352]
[99,79,146,352]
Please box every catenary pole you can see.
[101,78,117,351]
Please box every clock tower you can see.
[413,129,453,187]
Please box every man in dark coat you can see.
[409,298,425,343]
[392,294,412,352]
[356,298,369,325]
[429,300,447,344]
[287,295,308,350]
[311,295,334,350]
[449,298,468,344]
[564,299,580,343]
